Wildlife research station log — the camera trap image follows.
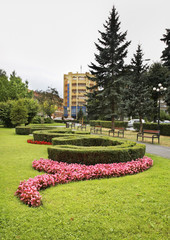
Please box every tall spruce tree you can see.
[87,5,131,129]
[161,29,170,69]
[125,45,153,131]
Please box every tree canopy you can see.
[0,70,33,101]
[87,5,131,128]
[161,29,170,70]
[34,87,62,119]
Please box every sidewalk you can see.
[137,141,170,159]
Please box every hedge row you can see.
[133,122,170,136]
[15,126,58,135]
[33,129,90,142]
[52,135,124,146]
[48,136,145,165]
[89,120,128,129]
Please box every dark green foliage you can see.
[52,135,122,146]
[90,120,128,128]
[0,101,14,127]
[133,122,170,136]
[0,70,9,102]
[124,45,154,131]
[148,62,169,121]
[0,98,39,127]
[165,75,170,109]
[15,126,31,135]
[48,137,145,164]
[10,99,28,125]
[15,126,58,135]
[77,107,84,121]
[161,29,170,69]
[87,6,131,126]
[33,129,90,142]
[23,98,39,125]
[31,116,42,124]
[44,117,54,123]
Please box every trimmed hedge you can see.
[89,120,128,129]
[48,136,145,164]
[133,122,170,136]
[33,129,90,142]
[15,126,58,135]
[52,135,123,146]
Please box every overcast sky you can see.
[0,0,170,97]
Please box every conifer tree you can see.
[161,29,170,69]
[125,45,154,131]
[87,5,131,129]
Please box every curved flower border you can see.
[27,139,52,145]
[15,157,153,207]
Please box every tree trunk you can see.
[139,116,143,133]
[111,115,115,130]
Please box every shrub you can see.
[90,120,128,129]
[16,126,31,135]
[31,116,42,124]
[15,125,59,135]
[133,122,170,136]
[33,129,90,142]
[44,117,54,123]
[48,136,145,164]
[52,135,122,146]
[0,100,14,127]
[10,99,28,125]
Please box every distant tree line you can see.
[0,70,62,127]
[86,6,170,131]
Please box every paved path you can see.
[137,141,170,159]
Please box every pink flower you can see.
[15,156,153,207]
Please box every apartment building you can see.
[63,72,95,118]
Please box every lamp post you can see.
[153,83,167,130]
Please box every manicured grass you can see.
[0,128,169,240]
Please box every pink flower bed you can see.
[27,139,52,145]
[15,157,153,207]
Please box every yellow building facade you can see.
[63,72,95,118]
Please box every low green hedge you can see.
[15,126,31,135]
[48,136,145,164]
[89,120,128,129]
[52,135,122,146]
[133,122,170,136]
[15,126,58,135]
[33,129,90,142]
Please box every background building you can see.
[63,72,95,118]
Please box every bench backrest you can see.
[143,129,160,135]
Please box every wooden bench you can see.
[90,126,102,134]
[137,129,160,144]
[66,122,71,128]
[77,124,86,131]
[108,127,125,138]
[71,123,76,129]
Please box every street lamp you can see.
[153,83,167,130]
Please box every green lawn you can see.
[0,128,169,240]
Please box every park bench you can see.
[90,125,102,134]
[66,122,71,128]
[71,123,76,129]
[137,129,160,144]
[77,124,86,131]
[108,127,125,138]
